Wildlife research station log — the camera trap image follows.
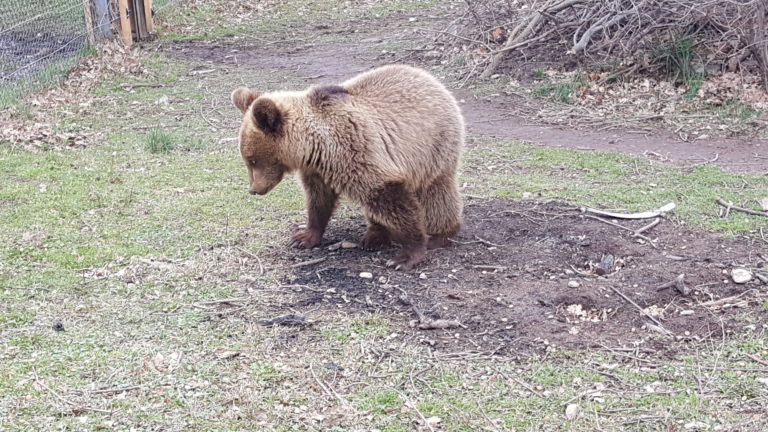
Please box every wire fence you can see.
[0,0,175,108]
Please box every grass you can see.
[156,0,440,41]
[145,129,175,153]
[532,76,587,104]
[2,1,768,430]
[650,36,701,84]
[463,140,768,233]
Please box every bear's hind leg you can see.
[364,182,427,270]
[421,173,463,249]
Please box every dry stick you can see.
[701,290,757,308]
[290,257,326,268]
[608,286,671,335]
[309,363,347,405]
[572,1,647,53]
[33,369,112,414]
[481,0,586,78]
[746,353,768,367]
[584,202,676,219]
[716,198,768,217]
[236,246,264,275]
[634,218,661,235]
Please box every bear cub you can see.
[231,64,464,270]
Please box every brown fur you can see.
[231,64,464,270]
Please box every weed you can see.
[532,76,586,104]
[145,129,175,153]
[251,360,284,383]
[651,36,701,84]
[685,77,702,99]
[534,69,545,79]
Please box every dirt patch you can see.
[162,38,768,173]
[263,199,767,357]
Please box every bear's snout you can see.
[249,188,267,196]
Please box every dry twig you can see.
[716,197,768,217]
[608,286,671,335]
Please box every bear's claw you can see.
[289,229,322,249]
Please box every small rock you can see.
[341,241,357,249]
[408,17,417,22]
[419,273,427,280]
[565,404,580,420]
[731,269,752,284]
[522,191,532,199]
[679,310,694,316]
[327,242,342,251]
[684,421,709,430]
[760,197,768,211]
[595,254,614,275]
[52,321,65,332]
[564,269,575,275]
[359,272,373,279]
[323,362,343,371]
[567,280,580,288]
[378,276,387,284]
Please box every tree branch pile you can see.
[461,0,768,90]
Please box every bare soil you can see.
[260,200,766,357]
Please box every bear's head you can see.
[231,87,289,195]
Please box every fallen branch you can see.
[701,290,757,309]
[583,202,676,219]
[608,286,671,335]
[716,198,768,217]
[634,218,661,235]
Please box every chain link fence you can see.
[0,0,175,108]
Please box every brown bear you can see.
[231,64,464,270]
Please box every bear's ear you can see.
[309,85,348,107]
[251,98,283,135]
[231,88,259,114]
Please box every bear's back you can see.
[340,65,464,185]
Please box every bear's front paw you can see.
[385,249,426,271]
[289,229,322,249]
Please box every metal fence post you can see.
[93,0,112,36]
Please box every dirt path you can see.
[164,38,767,173]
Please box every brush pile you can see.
[457,0,768,89]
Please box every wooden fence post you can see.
[143,0,155,34]
[82,0,96,46]
[117,0,133,46]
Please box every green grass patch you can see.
[145,129,175,153]
[532,76,587,104]
[464,140,768,233]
